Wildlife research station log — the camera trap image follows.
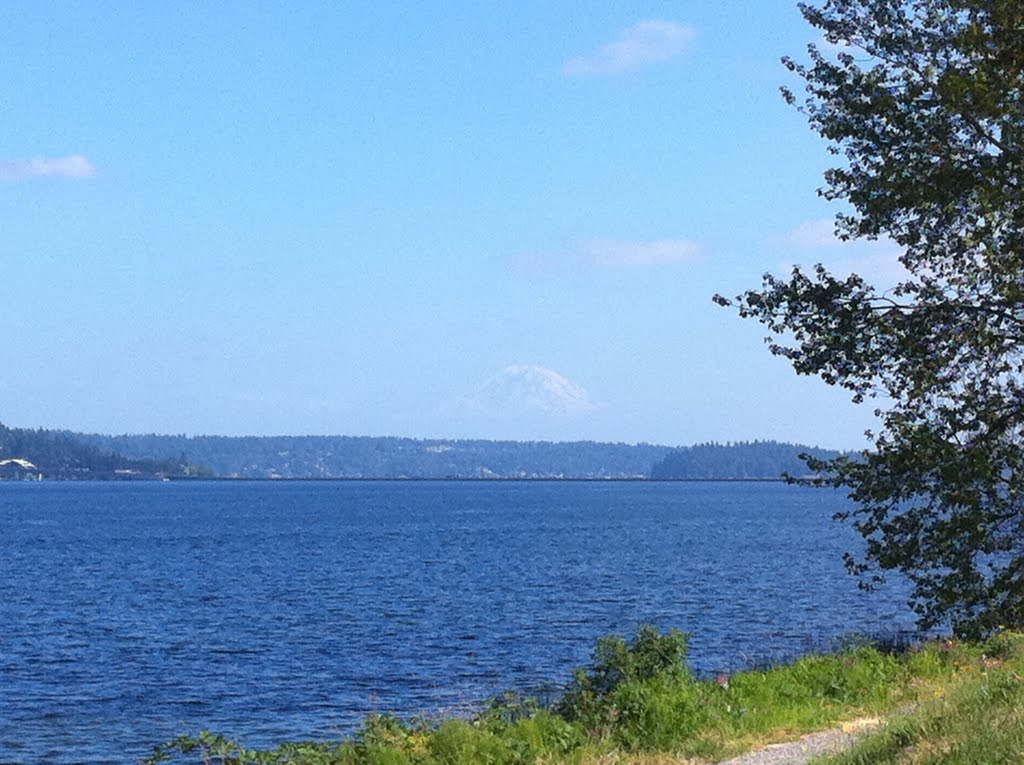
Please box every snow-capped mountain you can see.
[463,365,601,416]
[436,365,605,441]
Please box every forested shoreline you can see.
[1,421,842,481]
[79,432,840,480]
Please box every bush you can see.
[602,675,708,750]
[502,710,585,761]
[558,625,693,737]
[426,720,511,765]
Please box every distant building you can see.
[0,458,43,480]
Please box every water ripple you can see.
[0,480,915,764]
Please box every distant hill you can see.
[0,422,853,481]
[75,433,672,479]
[74,433,849,480]
[0,422,203,479]
[649,440,844,480]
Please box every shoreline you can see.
[4,475,797,483]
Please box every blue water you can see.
[0,480,915,764]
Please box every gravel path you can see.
[711,717,882,765]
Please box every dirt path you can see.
[711,717,882,765]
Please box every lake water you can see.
[0,480,916,764]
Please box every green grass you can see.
[813,632,1024,765]
[144,629,1024,765]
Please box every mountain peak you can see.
[466,365,601,417]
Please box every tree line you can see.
[75,432,843,480]
[0,421,202,479]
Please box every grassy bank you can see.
[817,632,1024,765]
[146,628,1024,765]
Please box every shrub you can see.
[503,710,585,761]
[426,719,511,765]
[602,675,708,750]
[558,625,693,739]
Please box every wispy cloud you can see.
[782,218,842,249]
[575,238,701,266]
[516,237,702,272]
[813,33,863,59]
[563,20,695,76]
[0,154,98,182]
[779,218,907,286]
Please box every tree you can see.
[714,0,1024,637]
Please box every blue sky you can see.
[1,1,898,448]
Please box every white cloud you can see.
[0,154,98,182]
[814,33,854,56]
[575,238,702,266]
[779,219,908,286]
[516,237,702,271]
[783,218,843,248]
[563,20,695,75]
